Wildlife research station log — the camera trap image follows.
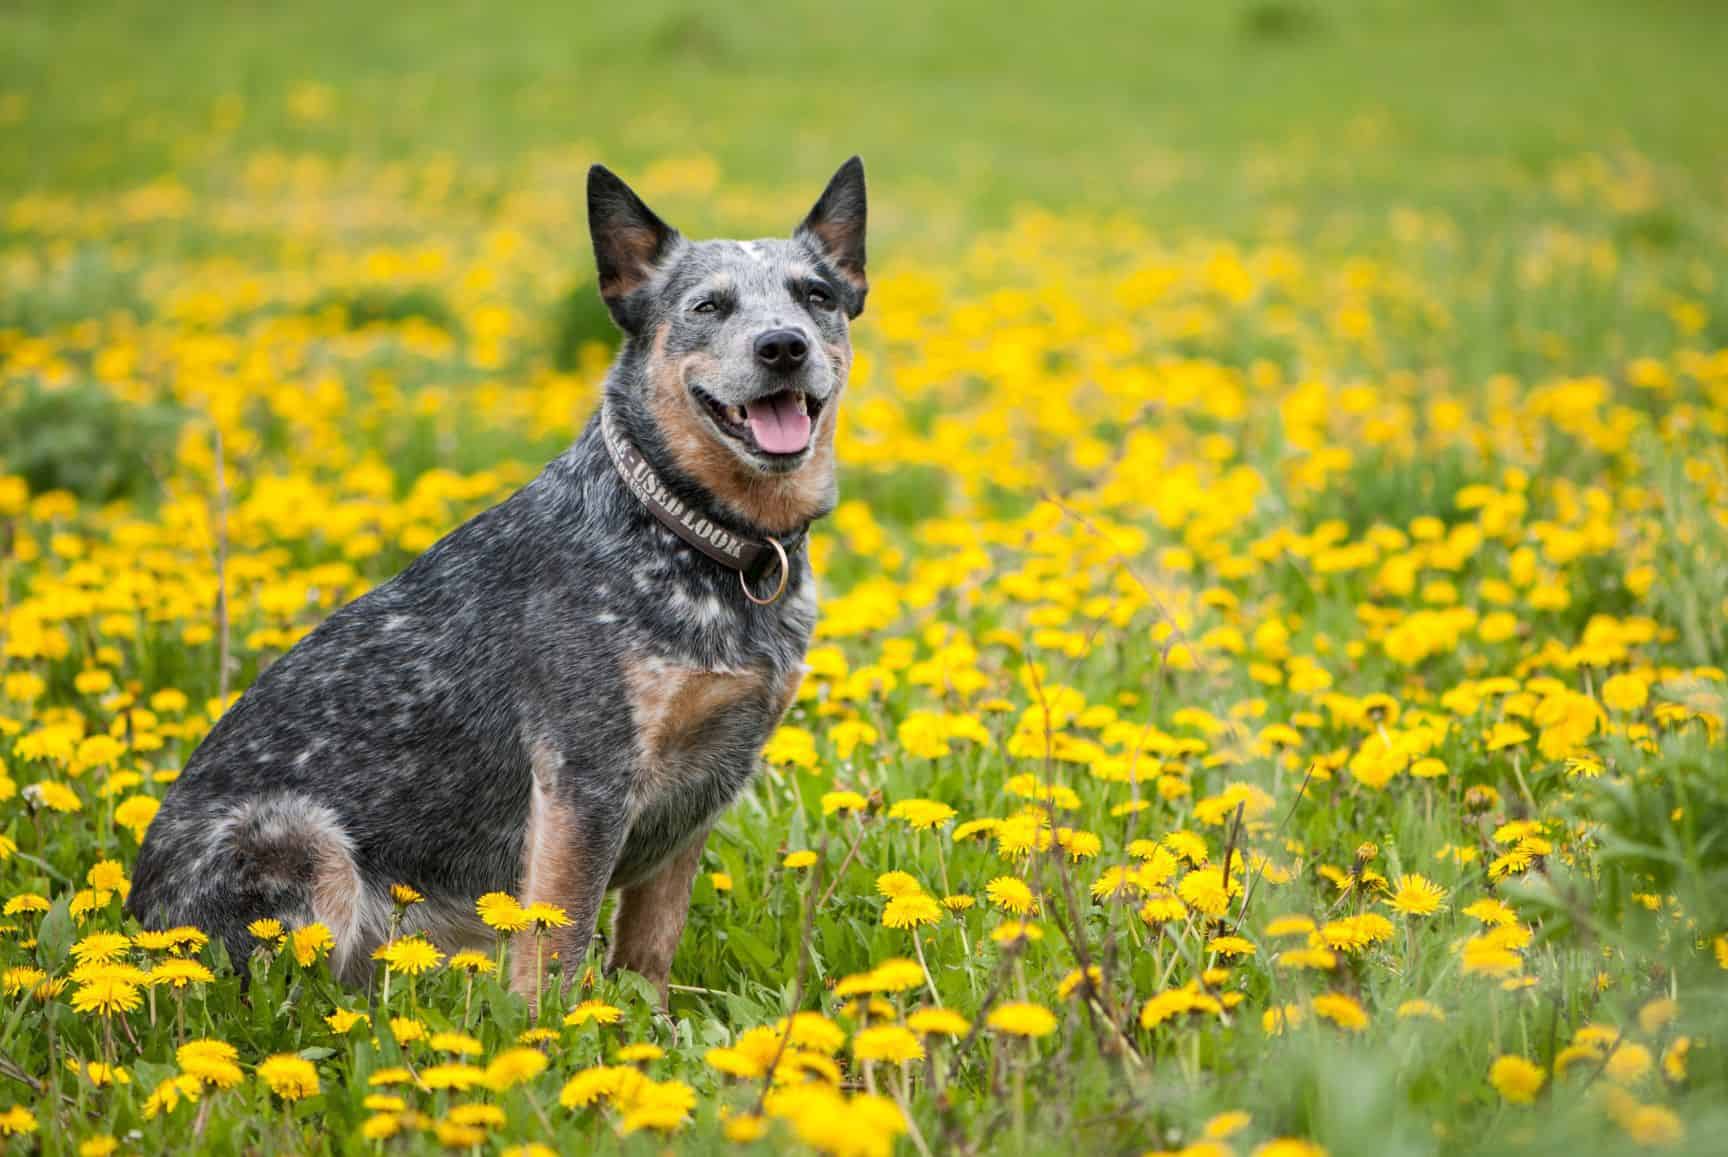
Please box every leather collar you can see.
[599,406,802,604]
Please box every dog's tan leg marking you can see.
[608,829,710,1005]
[512,740,595,998]
[644,322,845,535]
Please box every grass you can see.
[3,1,1728,1154]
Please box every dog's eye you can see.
[807,286,835,311]
[691,299,719,315]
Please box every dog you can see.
[127,158,868,1004]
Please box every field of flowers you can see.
[6,5,1728,1154]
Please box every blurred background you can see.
[4,0,1727,510]
[8,0,1727,233]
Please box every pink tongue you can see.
[745,393,812,454]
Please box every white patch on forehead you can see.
[738,241,771,267]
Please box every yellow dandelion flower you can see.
[248,918,286,944]
[257,1054,319,1101]
[882,893,942,929]
[485,1047,550,1090]
[852,1025,925,1063]
[984,876,1038,915]
[1387,873,1447,917]
[987,1002,1058,1038]
[564,1000,623,1027]
[906,1007,971,1037]
[1312,992,1369,1032]
[1489,1055,1545,1104]
[376,936,442,975]
[70,932,131,964]
[290,923,335,966]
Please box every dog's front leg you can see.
[608,826,710,1007]
[511,760,627,1004]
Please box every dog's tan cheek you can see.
[647,343,735,497]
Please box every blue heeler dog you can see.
[128,159,868,1004]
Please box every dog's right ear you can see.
[588,165,681,332]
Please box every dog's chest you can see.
[620,656,798,815]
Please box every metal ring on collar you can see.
[739,536,791,605]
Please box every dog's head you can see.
[588,159,866,532]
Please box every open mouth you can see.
[693,386,825,459]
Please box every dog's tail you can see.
[128,794,386,984]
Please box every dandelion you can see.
[325,1008,370,1033]
[1462,898,1518,926]
[447,950,493,974]
[991,920,1044,944]
[522,902,571,931]
[257,1054,319,1101]
[564,1000,623,1027]
[71,979,142,1016]
[1396,1000,1445,1021]
[1489,1055,1545,1104]
[30,781,82,813]
[485,1047,550,1090]
[1208,934,1257,958]
[2,967,46,995]
[888,798,957,830]
[876,871,923,898]
[114,795,160,840]
[1254,1141,1327,1157]
[559,1064,629,1108]
[0,1106,38,1136]
[821,790,869,815]
[985,876,1038,915]
[882,893,942,928]
[2,894,50,917]
[1601,673,1649,712]
[1057,965,1102,1000]
[852,1025,925,1063]
[430,1031,484,1055]
[70,932,130,964]
[784,849,819,869]
[248,918,286,944]
[477,892,529,932]
[1177,868,1235,918]
[1387,874,1447,916]
[448,1103,506,1129]
[1312,993,1369,1032]
[377,936,443,976]
[389,1016,426,1044]
[419,1063,486,1092]
[290,923,334,966]
[987,1002,1058,1038]
[907,1007,971,1036]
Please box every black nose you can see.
[753,328,809,371]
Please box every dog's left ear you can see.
[795,156,867,317]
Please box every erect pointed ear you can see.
[794,156,867,317]
[587,164,681,331]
